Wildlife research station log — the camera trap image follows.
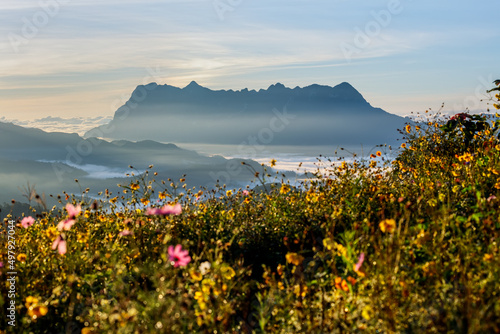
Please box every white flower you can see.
[199,261,211,275]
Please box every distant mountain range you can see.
[0,122,271,206]
[84,81,407,146]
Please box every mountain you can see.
[84,82,406,146]
[0,122,274,205]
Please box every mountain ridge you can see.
[84,81,406,146]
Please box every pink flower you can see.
[242,190,250,196]
[66,203,81,219]
[146,203,182,216]
[354,252,365,272]
[168,244,191,267]
[21,216,35,229]
[57,219,76,231]
[52,235,67,255]
[119,229,133,236]
[0,261,3,268]
[56,203,81,231]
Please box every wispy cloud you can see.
[0,116,112,135]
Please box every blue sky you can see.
[0,0,499,123]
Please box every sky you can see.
[0,0,499,127]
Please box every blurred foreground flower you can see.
[57,203,81,231]
[119,229,133,236]
[21,216,35,229]
[168,244,191,267]
[146,203,182,216]
[52,235,67,255]
[65,203,81,218]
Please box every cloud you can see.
[0,116,113,135]
[37,159,134,179]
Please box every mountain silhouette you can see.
[84,82,406,146]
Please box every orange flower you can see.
[335,277,349,292]
[341,279,349,292]
[335,277,342,290]
[376,151,381,157]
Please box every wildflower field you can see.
[2,91,500,333]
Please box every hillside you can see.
[0,122,276,204]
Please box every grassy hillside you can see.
[1,107,500,333]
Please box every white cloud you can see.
[0,115,112,135]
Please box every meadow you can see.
[1,89,500,333]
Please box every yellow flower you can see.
[130,183,140,191]
[361,305,374,320]
[226,190,233,197]
[306,191,318,203]
[28,304,48,320]
[46,226,58,240]
[483,254,493,262]
[220,264,236,280]
[140,198,150,206]
[401,143,407,149]
[323,238,335,251]
[194,291,204,301]
[190,270,203,281]
[17,253,27,263]
[81,328,96,334]
[270,159,277,167]
[285,252,304,266]
[405,124,412,133]
[25,297,48,320]
[293,284,308,298]
[379,219,396,233]
[201,278,215,294]
[158,191,166,200]
[280,184,290,194]
[25,296,39,308]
